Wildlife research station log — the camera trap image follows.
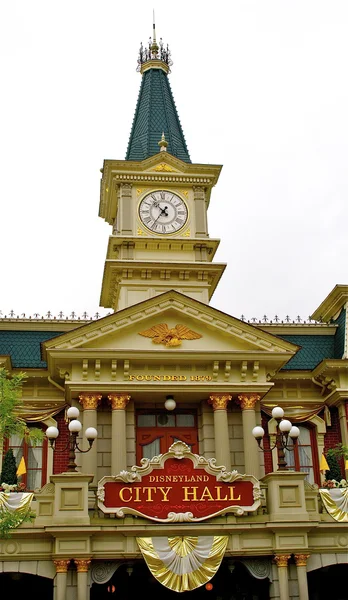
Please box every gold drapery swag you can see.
[319,488,348,522]
[137,536,228,592]
[0,492,34,527]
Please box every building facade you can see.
[0,25,347,600]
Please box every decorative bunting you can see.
[319,488,348,522]
[137,536,228,592]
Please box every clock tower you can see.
[99,24,225,311]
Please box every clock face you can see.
[139,190,188,234]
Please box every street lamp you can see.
[252,406,300,470]
[46,406,98,473]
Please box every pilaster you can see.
[108,394,131,474]
[208,394,232,471]
[193,186,208,237]
[238,394,261,478]
[79,393,102,484]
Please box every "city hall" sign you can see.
[97,442,261,522]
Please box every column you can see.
[53,559,70,600]
[294,554,310,600]
[238,394,261,479]
[108,394,131,475]
[274,555,291,600]
[75,559,91,600]
[208,395,232,471]
[79,393,102,484]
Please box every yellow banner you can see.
[137,536,228,592]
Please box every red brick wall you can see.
[324,406,344,473]
[261,413,273,473]
[53,410,69,474]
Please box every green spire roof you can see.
[126,43,191,163]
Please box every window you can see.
[6,426,47,491]
[284,425,319,484]
[136,411,198,463]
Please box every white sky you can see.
[1,1,347,322]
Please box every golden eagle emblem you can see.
[139,323,202,347]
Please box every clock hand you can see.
[152,205,169,228]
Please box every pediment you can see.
[43,291,298,359]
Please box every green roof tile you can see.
[0,331,64,368]
[276,334,335,370]
[126,68,191,163]
[333,307,346,359]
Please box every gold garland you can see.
[137,536,228,592]
[319,488,348,522]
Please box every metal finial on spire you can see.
[158,132,168,152]
[137,15,173,73]
[153,10,156,42]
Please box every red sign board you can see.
[98,442,260,522]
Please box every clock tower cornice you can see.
[99,156,222,226]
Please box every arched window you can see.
[136,410,198,464]
[284,425,319,484]
[5,425,47,491]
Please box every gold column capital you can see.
[208,394,232,411]
[54,559,70,573]
[108,394,131,410]
[75,559,91,573]
[238,394,260,410]
[78,394,102,410]
[273,554,291,568]
[294,554,310,567]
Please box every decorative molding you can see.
[91,561,122,584]
[238,394,260,410]
[208,394,232,411]
[75,559,91,573]
[294,554,310,567]
[78,394,102,410]
[54,559,70,573]
[240,558,272,581]
[273,554,290,568]
[107,394,131,410]
[45,291,296,356]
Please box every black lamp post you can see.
[46,406,98,473]
[252,406,300,470]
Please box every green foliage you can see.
[0,449,18,485]
[0,367,44,445]
[325,449,343,481]
[0,509,35,539]
[328,443,348,460]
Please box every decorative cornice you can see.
[54,559,70,573]
[238,394,260,410]
[108,394,131,410]
[78,394,102,410]
[273,554,291,568]
[208,394,232,411]
[294,554,310,567]
[75,559,91,573]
